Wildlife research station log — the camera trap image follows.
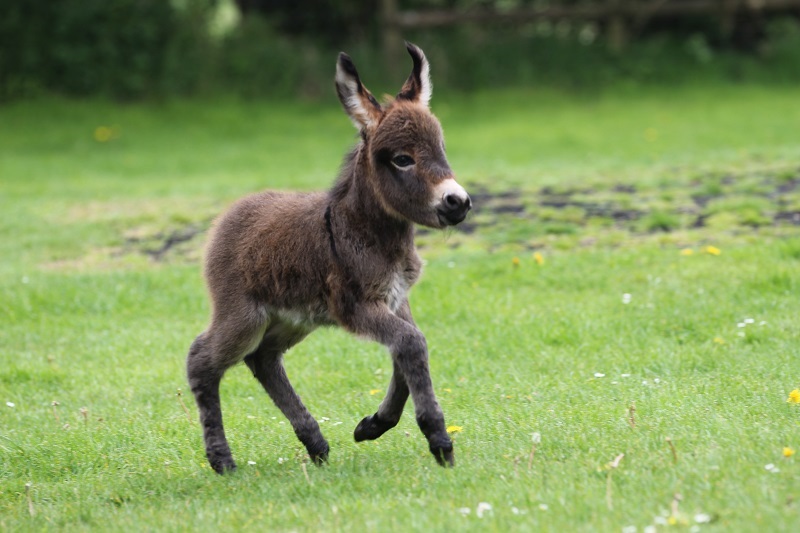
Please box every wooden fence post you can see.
[608,0,629,53]
[381,0,403,79]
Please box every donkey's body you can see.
[187,44,471,473]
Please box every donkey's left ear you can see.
[397,42,432,107]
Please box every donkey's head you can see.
[335,43,471,229]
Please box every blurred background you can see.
[2,0,800,101]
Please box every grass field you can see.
[1,84,800,531]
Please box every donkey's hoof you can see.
[209,456,238,475]
[354,413,397,442]
[430,439,454,467]
[305,438,330,466]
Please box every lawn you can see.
[1,83,799,531]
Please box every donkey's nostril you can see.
[444,193,460,209]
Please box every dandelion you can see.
[512,257,520,267]
[369,389,381,396]
[93,126,113,142]
[533,252,545,265]
[783,447,795,458]
[447,425,463,434]
[713,337,725,344]
[679,248,693,256]
[443,388,452,393]
[704,245,721,256]
[622,293,632,304]
[476,502,492,518]
[787,389,800,404]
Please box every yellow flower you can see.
[369,389,381,396]
[680,248,693,256]
[713,337,725,344]
[533,252,545,265]
[443,388,452,393]
[788,389,800,404]
[446,425,463,434]
[93,126,113,142]
[512,257,520,267]
[783,447,795,458]
[667,516,678,526]
[704,245,721,256]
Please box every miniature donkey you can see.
[187,43,471,473]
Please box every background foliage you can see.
[2,0,800,100]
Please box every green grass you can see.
[1,84,799,531]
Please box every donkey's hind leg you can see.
[354,359,409,442]
[244,323,330,464]
[187,306,267,474]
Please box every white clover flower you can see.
[594,373,606,378]
[247,460,256,466]
[458,507,471,516]
[538,503,549,511]
[6,402,14,408]
[622,293,632,304]
[694,513,711,524]
[531,432,541,444]
[476,502,492,518]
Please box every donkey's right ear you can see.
[335,52,383,130]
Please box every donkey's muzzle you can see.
[438,192,472,226]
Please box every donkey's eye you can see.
[391,155,415,168]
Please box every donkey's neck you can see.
[329,144,414,251]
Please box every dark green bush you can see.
[0,0,215,99]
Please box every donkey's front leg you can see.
[348,303,453,466]
[354,359,409,442]
[354,300,416,442]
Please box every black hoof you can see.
[209,455,237,474]
[429,437,454,467]
[304,438,330,466]
[354,413,397,442]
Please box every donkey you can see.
[186,43,471,474]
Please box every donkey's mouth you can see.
[437,209,468,227]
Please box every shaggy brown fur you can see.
[187,43,471,474]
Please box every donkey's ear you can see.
[397,42,432,107]
[335,52,383,130]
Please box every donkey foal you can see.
[187,43,471,474]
